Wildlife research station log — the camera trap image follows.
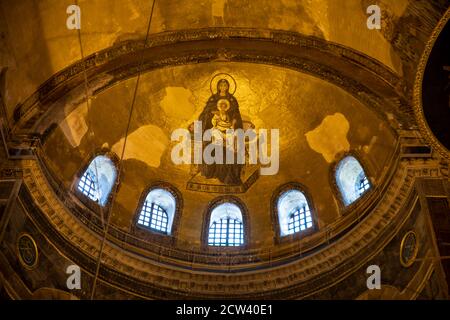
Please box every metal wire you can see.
[88,0,157,300]
[74,0,107,227]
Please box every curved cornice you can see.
[11,146,447,298]
[11,27,412,135]
[31,140,400,269]
[413,8,450,160]
[5,27,445,299]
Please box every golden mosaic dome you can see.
[0,0,449,300]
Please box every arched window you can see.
[208,203,244,247]
[335,155,371,206]
[137,188,176,235]
[77,155,116,206]
[277,189,314,236]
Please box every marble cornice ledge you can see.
[30,142,403,268]
[15,156,446,298]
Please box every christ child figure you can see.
[211,99,236,132]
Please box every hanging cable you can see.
[89,0,157,300]
[74,0,106,227]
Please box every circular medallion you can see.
[400,231,418,268]
[17,233,38,269]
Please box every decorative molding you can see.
[10,28,411,136]
[413,9,450,160]
[20,139,401,267]
[13,154,447,298]
[16,233,39,270]
[399,230,419,268]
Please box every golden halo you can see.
[210,73,237,95]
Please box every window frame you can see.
[271,182,318,244]
[137,202,170,235]
[201,196,250,251]
[72,150,120,214]
[208,215,244,247]
[330,151,374,211]
[132,182,183,244]
[77,169,100,203]
[356,172,371,197]
[287,205,314,235]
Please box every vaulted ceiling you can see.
[0,0,449,299]
[1,0,447,119]
[0,0,448,242]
